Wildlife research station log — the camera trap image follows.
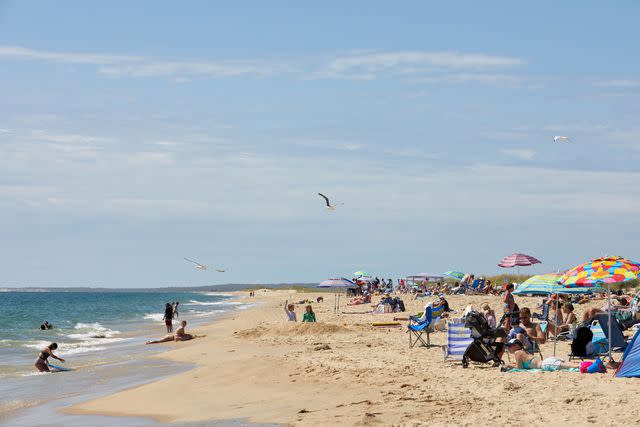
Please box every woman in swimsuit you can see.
[34,342,65,372]
[505,338,580,371]
[146,321,195,344]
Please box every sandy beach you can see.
[62,290,640,426]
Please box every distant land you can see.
[0,283,321,292]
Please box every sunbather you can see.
[504,338,581,371]
[146,321,195,344]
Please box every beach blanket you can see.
[506,368,579,373]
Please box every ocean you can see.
[0,289,253,425]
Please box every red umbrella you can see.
[498,253,541,278]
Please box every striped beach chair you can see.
[443,318,473,362]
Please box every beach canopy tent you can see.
[405,273,445,283]
[616,327,640,378]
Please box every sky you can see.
[1,1,639,287]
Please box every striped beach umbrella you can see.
[513,274,602,295]
[443,271,465,280]
[498,253,541,268]
[318,278,355,288]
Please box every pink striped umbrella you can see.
[498,253,541,279]
[498,253,542,268]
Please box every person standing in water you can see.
[34,343,65,372]
[173,301,180,319]
[163,303,174,333]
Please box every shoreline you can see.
[66,290,639,426]
[0,291,251,425]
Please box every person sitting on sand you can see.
[34,342,65,372]
[302,305,316,322]
[146,321,195,344]
[284,300,297,321]
[317,296,324,303]
[504,338,582,371]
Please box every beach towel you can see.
[506,368,579,373]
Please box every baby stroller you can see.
[462,310,507,368]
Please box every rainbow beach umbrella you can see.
[559,256,640,360]
[559,256,639,287]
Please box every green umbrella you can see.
[353,270,369,278]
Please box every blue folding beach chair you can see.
[443,318,473,362]
[408,305,438,348]
[593,314,627,352]
[469,279,485,293]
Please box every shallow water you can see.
[0,290,255,425]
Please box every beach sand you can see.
[66,290,640,426]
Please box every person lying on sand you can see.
[146,321,195,344]
[503,338,581,371]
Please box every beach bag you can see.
[571,327,594,357]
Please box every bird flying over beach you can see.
[215,268,226,273]
[318,193,338,210]
[553,135,570,142]
[184,258,207,271]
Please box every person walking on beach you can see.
[173,302,180,319]
[34,342,65,372]
[284,300,297,321]
[302,305,316,322]
[163,303,174,333]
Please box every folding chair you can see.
[443,318,473,362]
[407,305,436,348]
[594,314,627,352]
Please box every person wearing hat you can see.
[504,338,581,371]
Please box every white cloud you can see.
[315,50,525,80]
[501,148,536,160]
[593,79,640,88]
[0,45,290,79]
[98,60,290,78]
[0,45,141,65]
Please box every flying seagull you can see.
[215,268,226,273]
[184,258,207,271]
[318,193,338,210]
[553,135,570,142]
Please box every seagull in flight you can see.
[553,135,570,142]
[184,258,207,271]
[215,268,226,273]
[318,193,338,210]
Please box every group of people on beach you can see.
[284,299,317,322]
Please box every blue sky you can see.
[1,1,639,287]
